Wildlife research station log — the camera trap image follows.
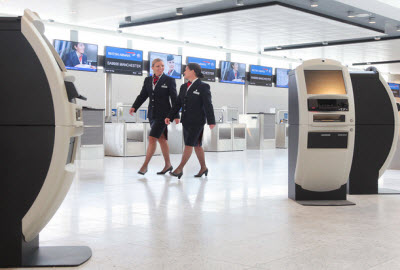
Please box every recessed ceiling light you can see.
[310,0,318,7]
[347,11,355,18]
[322,41,328,45]
[369,17,376,24]
[176,7,183,16]
[276,46,282,50]
[374,36,381,40]
[236,0,244,6]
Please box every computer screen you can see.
[249,65,273,87]
[149,52,182,79]
[304,70,346,95]
[220,61,246,84]
[275,68,290,88]
[104,46,143,75]
[186,56,216,82]
[53,39,98,72]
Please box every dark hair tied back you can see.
[187,63,204,78]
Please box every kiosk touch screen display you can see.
[304,70,346,95]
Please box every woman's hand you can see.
[209,124,216,130]
[165,118,171,125]
[129,108,136,116]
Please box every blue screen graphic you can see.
[187,57,216,70]
[389,83,400,90]
[250,65,273,76]
[105,47,143,62]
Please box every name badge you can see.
[193,91,200,95]
[161,84,168,88]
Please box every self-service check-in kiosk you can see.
[288,59,355,204]
[348,69,399,194]
[0,10,91,267]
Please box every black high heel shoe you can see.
[138,170,147,175]
[170,171,183,179]
[157,166,173,175]
[194,169,208,178]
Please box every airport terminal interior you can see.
[3,0,400,269]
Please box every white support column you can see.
[105,73,112,122]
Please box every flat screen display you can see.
[249,65,273,86]
[149,52,182,79]
[220,61,246,84]
[53,39,98,72]
[187,57,216,82]
[275,68,290,88]
[389,83,400,97]
[104,47,143,75]
[304,70,346,95]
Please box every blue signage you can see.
[187,57,216,70]
[250,65,273,76]
[104,46,143,75]
[389,83,400,90]
[105,47,143,62]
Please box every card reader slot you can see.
[313,114,345,122]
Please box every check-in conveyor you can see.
[0,10,91,267]
[288,59,355,202]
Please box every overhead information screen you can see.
[53,39,98,72]
[275,68,290,88]
[249,65,273,86]
[187,57,216,82]
[104,47,143,75]
[388,82,400,97]
[304,70,346,95]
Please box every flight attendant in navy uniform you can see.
[165,63,216,179]
[129,58,180,175]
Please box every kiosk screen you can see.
[305,70,346,95]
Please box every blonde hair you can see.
[152,58,164,67]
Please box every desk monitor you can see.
[149,51,182,79]
[104,46,143,75]
[53,39,98,72]
[220,61,246,84]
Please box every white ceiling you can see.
[121,5,381,52]
[1,0,400,73]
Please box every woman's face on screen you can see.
[152,61,165,76]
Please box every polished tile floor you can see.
[18,149,400,269]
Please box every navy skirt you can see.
[183,125,204,147]
[149,120,168,139]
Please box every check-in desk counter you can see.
[104,105,161,157]
[168,123,184,154]
[80,107,105,159]
[232,123,246,150]
[239,113,276,149]
[204,123,233,152]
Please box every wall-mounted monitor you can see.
[187,56,216,82]
[104,46,143,75]
[275,68,290,88]
[220,61,246,84]
[53,39,98,72]
[249,65,273,86]
[148,52,182,79]
[304,70,346,95]
[388,82,400,97]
